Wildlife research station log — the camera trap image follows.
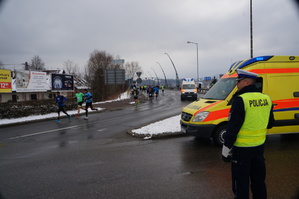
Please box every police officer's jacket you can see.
[224,84,275,149]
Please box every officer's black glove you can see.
[222,155,232,162]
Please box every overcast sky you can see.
[1,0,299,80]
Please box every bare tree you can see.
[29,55,45,71]
[85,50,121,101]
[124,61,142,79]
[63,60,81,77]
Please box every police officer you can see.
[222,69,275,199]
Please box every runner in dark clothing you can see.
[55,91,71,122]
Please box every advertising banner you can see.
[14,70,50,92]
[0,69,12,93]
[51,74,74,91]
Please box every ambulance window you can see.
[203,78,236,100]
[183,84,196,89]
[255,77,263,92]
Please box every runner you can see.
[75,89,85,117]
[161,85,165,94]
[55,91,71,122]
[83,89,98,120]
[147,86,154,102]
[154,85,159,99]
[131,87,139,105]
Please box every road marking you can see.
[97,128,106,132]
[5,125,79,140]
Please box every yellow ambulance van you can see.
[180,78,198,101]
[180,55,299,145]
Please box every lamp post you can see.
[187,41,199,83]
[164,53,180,89]
[156,62,167,87]
[250,0,253,58]
[151,68,160,86]
[147,71,155,85]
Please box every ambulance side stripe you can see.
[222,68,299,78]
[274,107,299,112]
[273,99,299,111]
[273,99,299,112]
[251,68,299,74]
[203,108,230,122]
[194,101,222,116]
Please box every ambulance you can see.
[180,78,198,101]
[180,55,299,145]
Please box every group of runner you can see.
[55,89,97,122]
[131,84,165,104]
[56,84,165,121]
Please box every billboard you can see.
[13,70,51,92]
[104,69,125,85]
[0,69,12,93]
[51,74,74,91]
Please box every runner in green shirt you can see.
[75,89,85,117]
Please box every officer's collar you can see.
[234,84,258,96]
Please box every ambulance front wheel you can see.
[213,124,226,146]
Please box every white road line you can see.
[97,128,106,132]
[5,125,79,140]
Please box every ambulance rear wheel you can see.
[213,124,226,146]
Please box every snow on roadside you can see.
[129,115,183,139]
[0,109,104,126]
[0,91,130,126]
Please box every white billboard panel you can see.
[13,70,50,92]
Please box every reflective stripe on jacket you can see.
[234,92,272,147]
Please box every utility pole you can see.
[250,0,253,58]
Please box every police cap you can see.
[236,69,258,81]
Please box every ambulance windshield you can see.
[203,78,236,100]
[183,84,196,89]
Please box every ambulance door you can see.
[266,72,299,134]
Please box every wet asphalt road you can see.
[0,90,298,199]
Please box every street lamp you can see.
[250,0,253,58]
[187,41,199,83]
[147,71,155,85]
[164,53,180,89]
[156,62,167,87]
[151,68,160,86]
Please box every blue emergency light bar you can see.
[183,78,194,82]
[238,55,273,69]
